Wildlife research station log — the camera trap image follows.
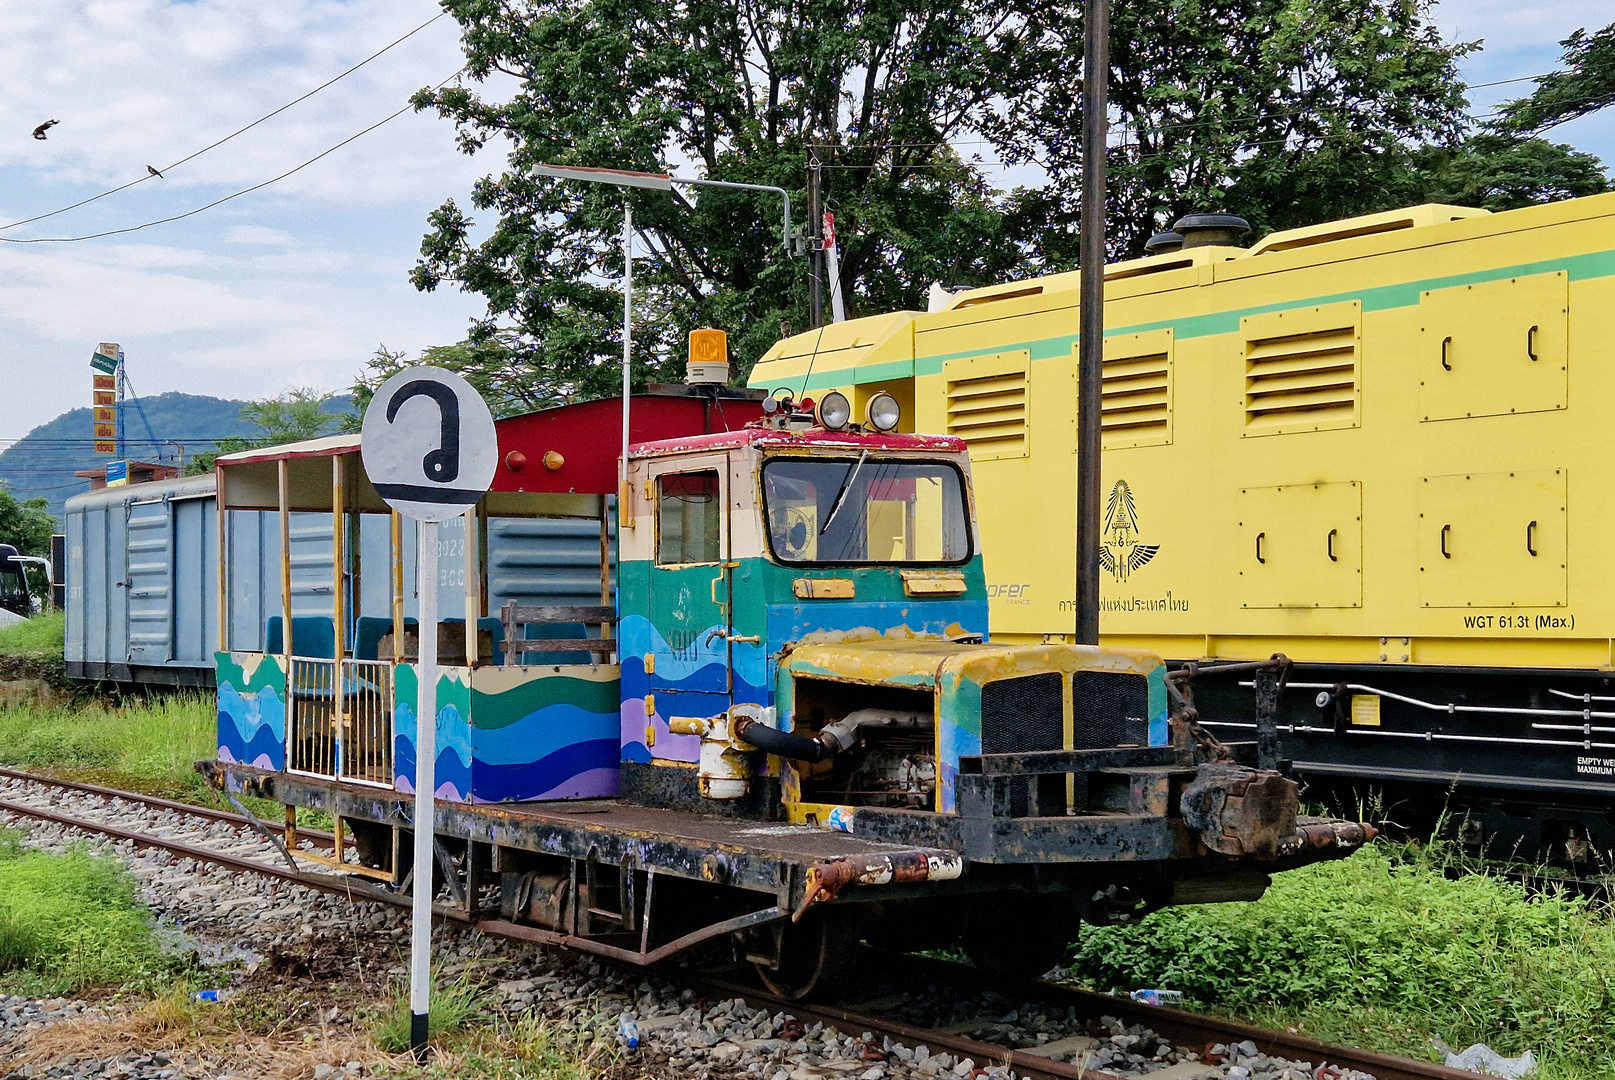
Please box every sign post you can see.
[91,344,121,455]
[360,366,497,1060]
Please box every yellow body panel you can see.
[749,193,1615,670]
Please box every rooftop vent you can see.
[1144,230,1184,255]
[1173,213,1250,249]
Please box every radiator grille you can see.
[945,353,1029,460]
[981,672,1064,755]
[1244,323,1358,435]
[1102,351,1171,448]
[1072,671,1149,749]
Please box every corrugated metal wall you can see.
[64,474,217,682]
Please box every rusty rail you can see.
[0,765,334,847]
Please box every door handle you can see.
[1440,524,1451,559]
[1255,532,1265,564]
[711,574,725,607]
[1526,520,1538,557]
[1527,325,1539,362]
[1327,528,1338,562]
[1440,336,1452,371]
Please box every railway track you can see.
[0,767,1480,1080]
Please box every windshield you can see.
[761,457,971,566]
[0,566,26,610]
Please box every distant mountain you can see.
[0,392,349,523]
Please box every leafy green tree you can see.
[1406,135,1610,211]
[1492,21,1615,136]
[1401,20,1614,211]
[0,487,55,556]
[348,337,565,426]
[406,0,1119,392]
[998,0,1475,255]
[188,389,346,474]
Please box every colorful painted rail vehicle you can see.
[202,386,1371,998]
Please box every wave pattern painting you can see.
[394,665,620,803]
[215,652,286,771]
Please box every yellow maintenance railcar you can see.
[748,192,1615,865]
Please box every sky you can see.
[1,1,1613,447]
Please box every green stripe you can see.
[773,248,1615,392]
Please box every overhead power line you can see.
[0,69,463,245]
[0,11,448,235]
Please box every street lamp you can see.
[529,162,793,526]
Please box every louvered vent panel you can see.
[1102,352,1170,447]
[944,352,1029,460]
[1243,316,1359,436]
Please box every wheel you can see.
[962,896,1074,983]
[756,910,860,1000]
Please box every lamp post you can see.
[528,164,794,525]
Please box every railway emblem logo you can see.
[1099,480,1159,582]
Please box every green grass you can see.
[0,611,65,656]
[1064,840,1615,1078]
[0,693,219,801]
[372,971,487,1054]
[0,828,171,994]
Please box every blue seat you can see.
[264,616,337,659]
[352,616,418,661]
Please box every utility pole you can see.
[806,150,823,329]
[1075,0,1110,645]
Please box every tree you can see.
[0,487,55,557]
[349,336,566,426]
[1401,19,1615,211]
[188,389,347,474]
[410,0,1038,394]
[1492,21,1615,136]
[995,0,1475,255]
[1406,135,1610,211]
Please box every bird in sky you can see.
[146,165,164,178]
[31,120,58,140]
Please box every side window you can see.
[657,471,722,565]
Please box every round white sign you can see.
[361,366,498,522]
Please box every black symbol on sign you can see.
[387,380,461,484]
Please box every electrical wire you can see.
[0,11,448,234]
[0,69,464,245]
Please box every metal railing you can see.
[285,657,394,787]
[341,659,394,787]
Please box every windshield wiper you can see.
[820,449,869,536]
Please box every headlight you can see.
[816,391,852,430]
[865,391,901,432]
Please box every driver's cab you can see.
[615,398,989,808]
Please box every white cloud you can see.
[0,0,492,209]
[224,225,294,245]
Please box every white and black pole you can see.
[409,520,437,1054]
[360,366,497,1061]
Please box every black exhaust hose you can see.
[733,716,836,763]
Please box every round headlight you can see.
[866,391,901,432]
[816,391,852,430]
[761,393,781,414]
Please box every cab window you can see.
[761,457,971,566]
[657,471,722,564]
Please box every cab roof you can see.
[627,425,967,459]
